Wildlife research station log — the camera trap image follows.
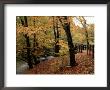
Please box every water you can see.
[16,62,29,74]
[16,56,55,74]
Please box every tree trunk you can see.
[20,16,33,69]
[82,17,89,55]
[53,16,60,56]
[25,34,33,69]
[60,16,77,66]
[33,33,38,65]
[55,17,60,56]
[85,28,89,55]
[75,16,90,55]
[64,23,76,66]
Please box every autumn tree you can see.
[32,18,39,65]
[53,16,60,56]
[58,16,77,67]
[75,16,90,55]
[20,16,33,69]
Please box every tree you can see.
[53,16,60,56]
[75,16,89,55]
[20,16,33,69]
[58,16,77,67]
[32,18,39,65]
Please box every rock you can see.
[39,57,46,61]
[16,63,29,74]
[46,56,54,60]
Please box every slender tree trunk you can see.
[75,16,89,55]
[33,33,38,65]
[85,27,89,55]
[55,17,60,56]
[53,16,60,56]
[32,19,38,65]
[25,34,33,69]
[20,16,33,69]
[53,16,57,41]
[82,17,89,55]
[59,16,77,66]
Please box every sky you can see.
[73,16,94,27]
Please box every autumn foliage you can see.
[16,16,94,74]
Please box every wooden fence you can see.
[74,44,94,59]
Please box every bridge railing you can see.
[74,44,94,59]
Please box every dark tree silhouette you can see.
[53,16,60,56]
[20,16,33,69]
[58,16,77,67]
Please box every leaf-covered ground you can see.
[25,51,94,74]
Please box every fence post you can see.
[88,44,91,55]
[92,45,94,59]
[80,44,83,53]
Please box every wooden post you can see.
[92,45,94,59]
[81,44,83,53]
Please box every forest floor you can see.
[24,50,94,74]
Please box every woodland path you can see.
[23,50,94,74]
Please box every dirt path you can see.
[56,52,94,74]
[24,51,94,74]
